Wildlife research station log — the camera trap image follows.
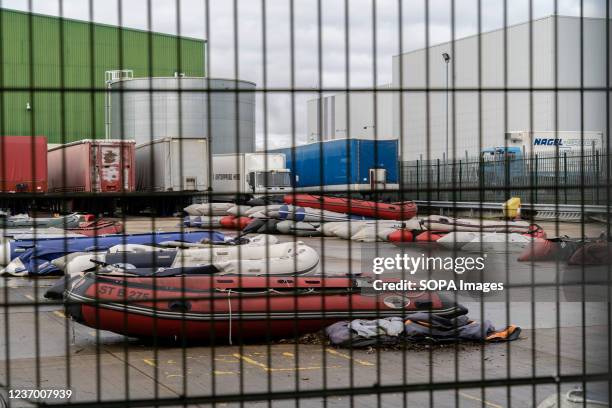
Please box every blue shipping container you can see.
[269,139,398,191]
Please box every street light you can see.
[442,53,451,164]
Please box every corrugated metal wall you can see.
[0,8,206,143]
[394,15,610,161]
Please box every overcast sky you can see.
[1,0,609,148]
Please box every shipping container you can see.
[0,136,48,193]
[212,153,291,197]
[136,138,209,192]
[48,140,135,193]
[269,139,399,192]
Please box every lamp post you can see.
[442,53,451,200]
[442,52,451,164]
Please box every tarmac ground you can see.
[0,218,609,407]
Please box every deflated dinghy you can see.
[1,231,226,276]
[422,215,531,233]
[182,215,225,228]
[276,220,321,237]
[276,205,371,223]
[0,213,82,229]
[66,219,123,237]
[184,202,235,216]
[319,222,352,237]
[244,205,283,217]
[226,205,252,216]
[54,234,279,272]
[2,227,86,240]
[62,241,317,277]
[351,219,422,242]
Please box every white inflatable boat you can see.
[184,202,235,216]
[63,241,320,277]
[422,215,531,233]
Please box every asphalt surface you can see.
[0,218,609,407]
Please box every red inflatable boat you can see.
[284,194,417,220]
[66,219,123,237]
[65,273,463,341]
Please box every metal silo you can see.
[109,76,256,154]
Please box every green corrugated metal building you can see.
[0,8,206,143]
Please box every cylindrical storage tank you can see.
[109,77,256,154]
[48,139,135,193]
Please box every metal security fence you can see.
[0,1,609,408]
[402,150,609,204]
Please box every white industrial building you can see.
[308,15,610,162]
[306,85,397,142]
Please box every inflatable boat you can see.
[274,205,371,223]
[275,220,321,237]
[1,213,82,229]
[284,194,418,220]
[421,215,531,233]
[182,215,225,228]
[62,241,320,277]
[3,227,86,240]
[244,205,283,217]
[66,219,123,237]
[1,231,226,276]
[63,274,465,341]
[438,231,535,253]
[52,234,279,272]
[184,202,235,216]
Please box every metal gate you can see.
[0,1,610,407]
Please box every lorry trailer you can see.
[269,139,399,193]
[0,136,47,193]
[136,137,209,192]
[48,139,135,193]
[483,131,606,159]
[480,130,606,181]
[211,153,291,198]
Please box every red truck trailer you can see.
[48,140,135,193]
[0,136,48,192]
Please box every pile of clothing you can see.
[326,313,521,348]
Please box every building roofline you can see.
[0,7,206,43]
[270,137,397,150]
[393,14,610,59]
[112,76,257,87]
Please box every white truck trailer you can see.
[211,153,291,198]
[136,138,209,191]
[505,131,605,155]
